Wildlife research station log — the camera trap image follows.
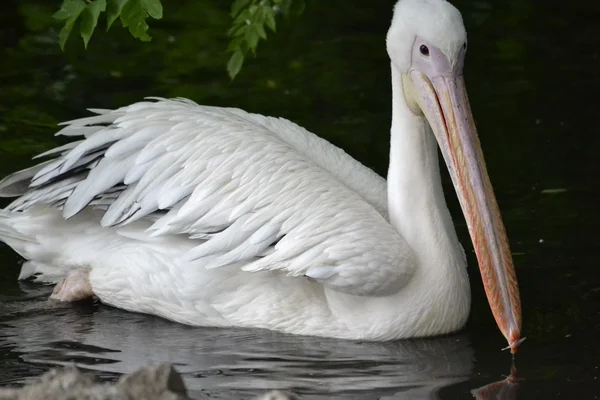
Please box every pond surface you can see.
[0,0,599,398]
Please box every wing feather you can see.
[63,152,136,218]
[0,160,56,197]
[3,98,413,296]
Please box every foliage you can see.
[53,0,163,49]
[227,0,305,78]
[53,0,305,78]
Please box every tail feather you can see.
[0,160,54,197]
[0,210,37,243]
[18,261,65,283]
[0,208,73,283]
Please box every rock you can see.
[117,363,188,399]
[0,363,189,400]
[254,390,299,400]
[0,364,299,399]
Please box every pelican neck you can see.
[386,63,462,272]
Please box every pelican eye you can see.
[419,44,429,56]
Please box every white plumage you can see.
[0,94,469,339]
[3,98,420,299]
[0,0,522,344]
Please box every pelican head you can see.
[387,0,523,353]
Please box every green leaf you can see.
[227,49,245,79]
[80,0,107,48]
[227,23,245,37]
[245,24,260,51]
[118,0,163,41]
[231,0,252,18]
[279,0,304,18]
[106,0,128,30]
[255,22,267,39]
[53,0,162,50]
[142,0,163,19]
[253,7,267,39]
[53,0,87,50]
[53,0,86,20]
[226,36,244,52]
[264,6,276,31]
[227,0,305,78]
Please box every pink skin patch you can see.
[49,267,94,302]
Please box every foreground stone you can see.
[0,364,297,400]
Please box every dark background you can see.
[0,0,598,398]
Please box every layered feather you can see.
[0,98,413,296]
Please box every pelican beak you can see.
[408,70,523,353]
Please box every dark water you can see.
[0,0,599,398]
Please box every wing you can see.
[0,98,414,296]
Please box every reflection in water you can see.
[0,284,475,399]
[471,365,519,400]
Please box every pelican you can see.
[0,0,522,351]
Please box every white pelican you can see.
[0,0,522,351]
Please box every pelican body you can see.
[0,0,522,351]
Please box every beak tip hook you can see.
[501,336,526,354]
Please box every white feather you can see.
[0,0,479,341]
[63,152,136,218]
